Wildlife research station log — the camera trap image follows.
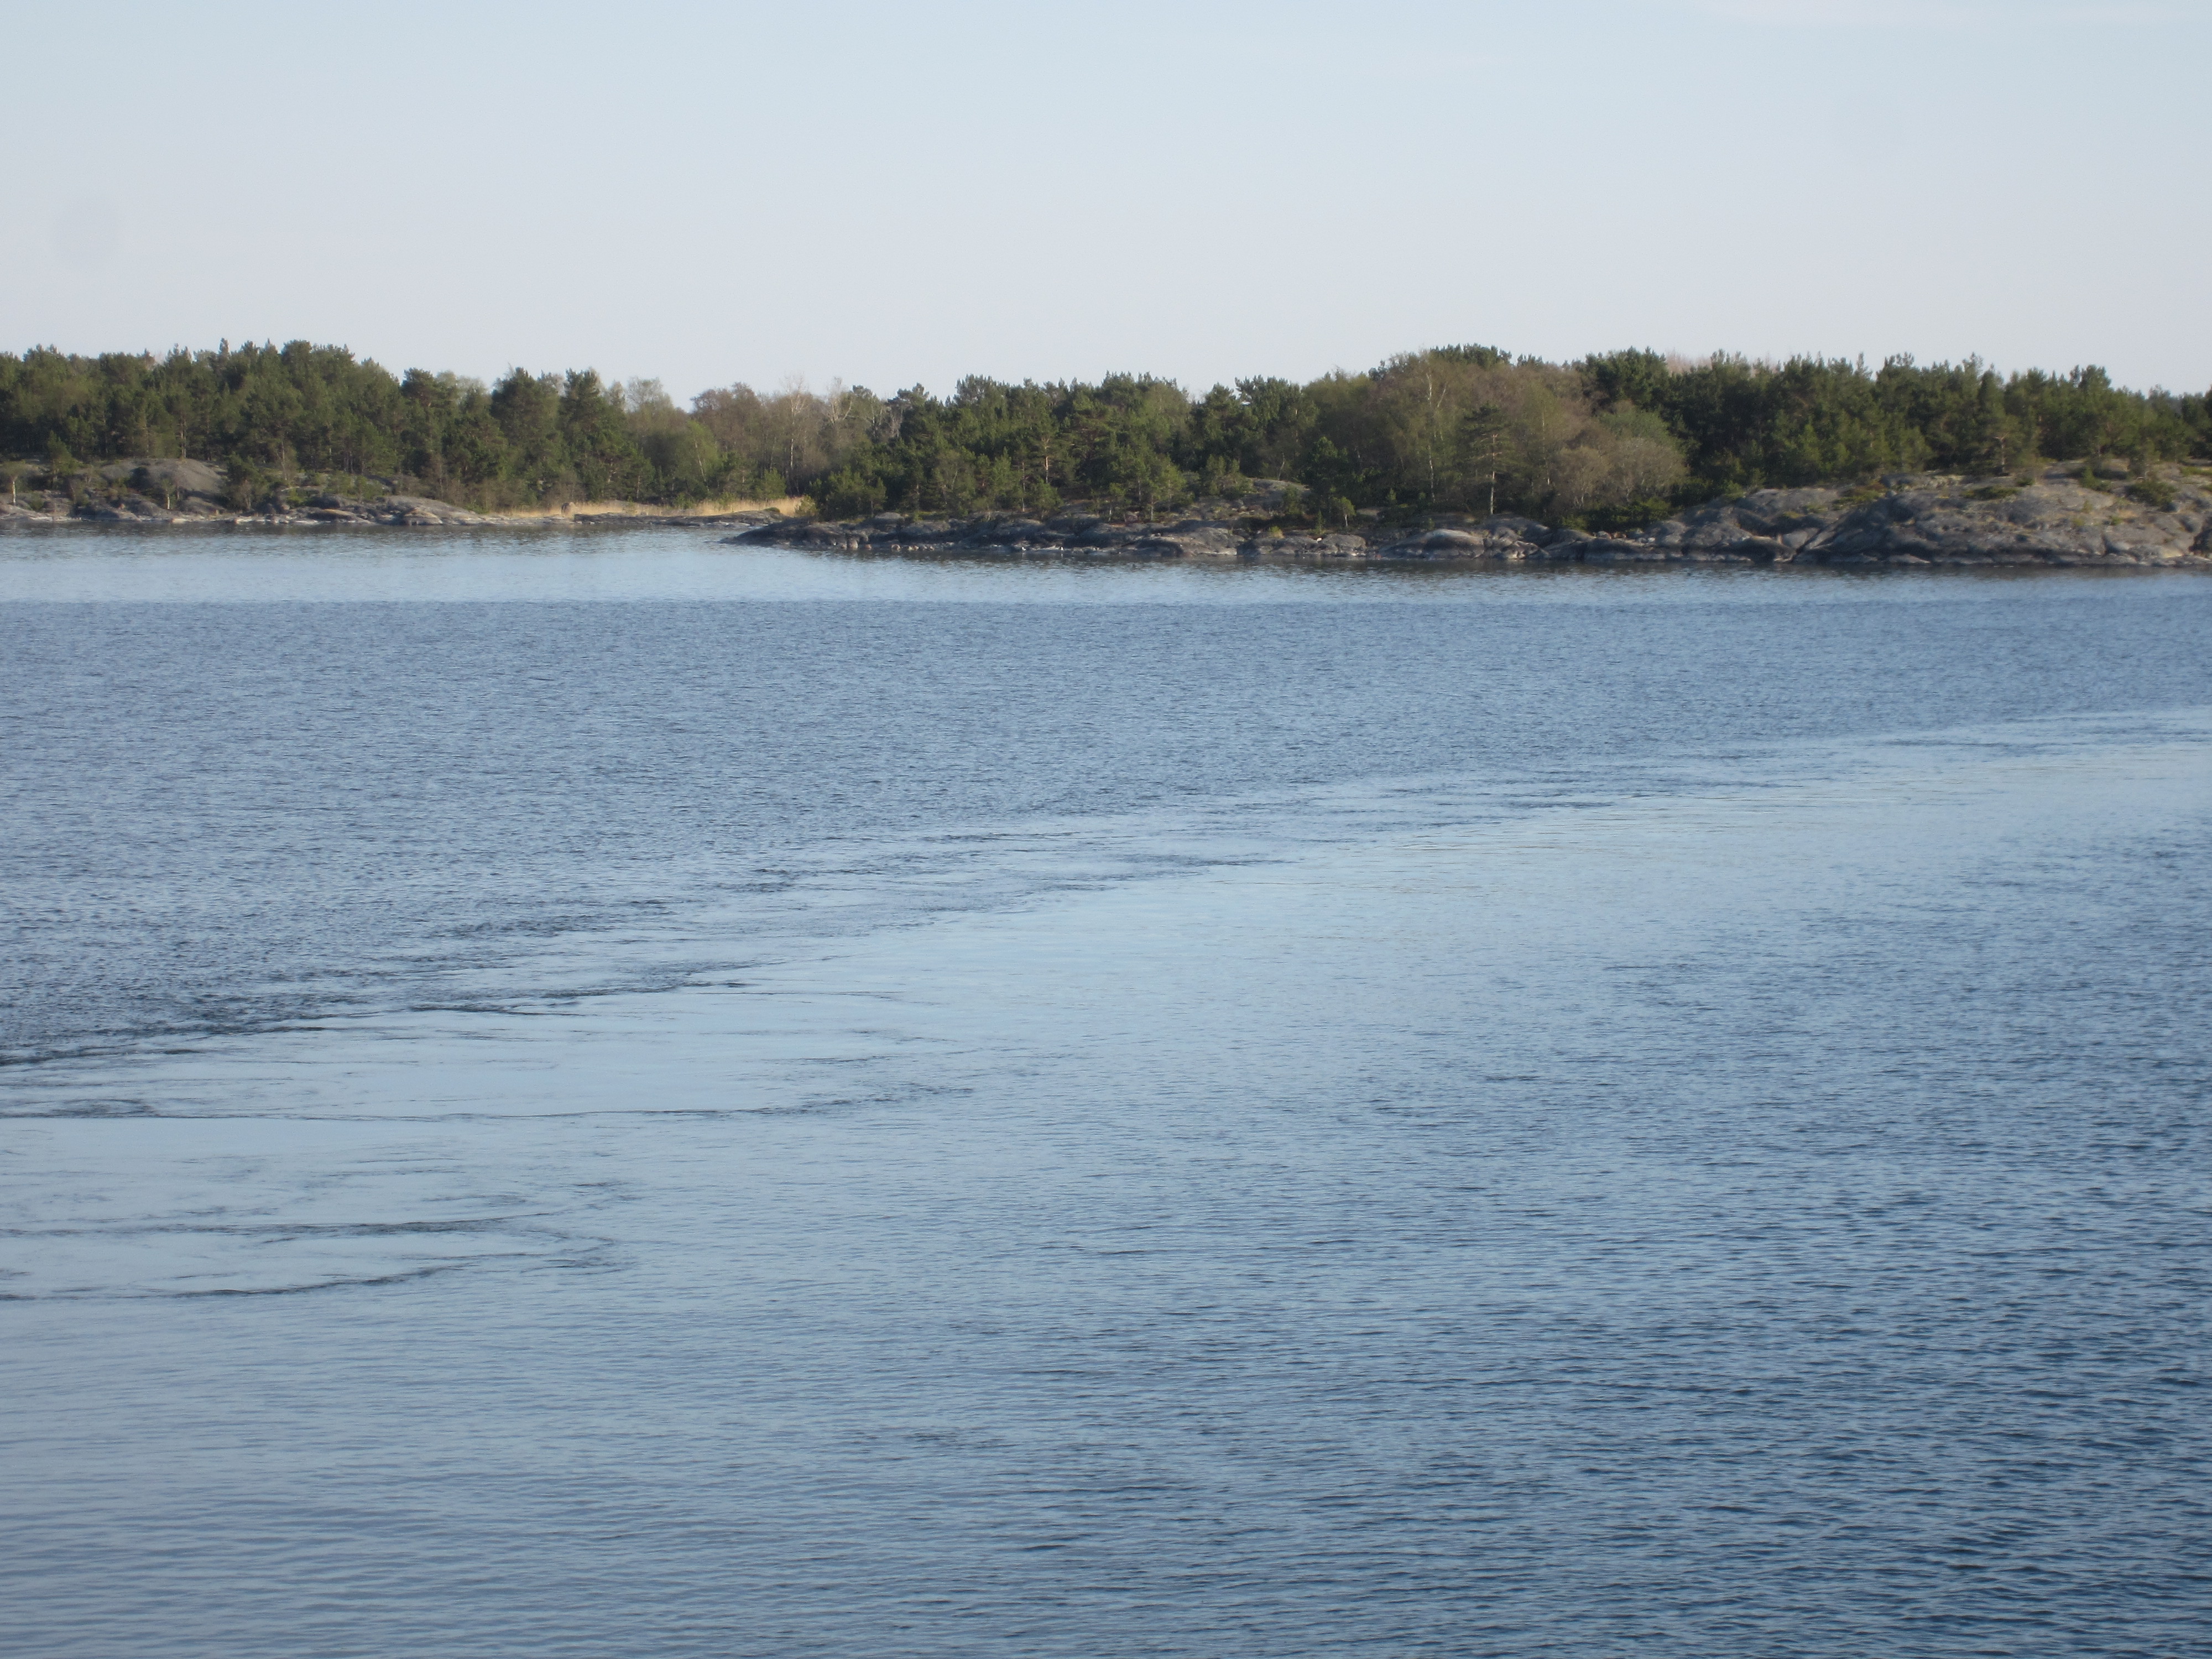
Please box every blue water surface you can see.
[3,528,2208,1657]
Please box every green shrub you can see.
[222,457,263,510]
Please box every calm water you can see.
[4,529,2209,1657]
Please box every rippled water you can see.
[4,529,2209,1656]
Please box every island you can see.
[3,339,2206,566]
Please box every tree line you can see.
[4,339,2206,525]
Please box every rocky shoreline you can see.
[8,458,2208,568]
[0,457,778,530]
[734,466,2211,568]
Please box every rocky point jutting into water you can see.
[733,466,2212,568]
[0,458,715,529]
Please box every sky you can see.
[6,0,2206,400]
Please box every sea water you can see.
[3,529,2208,1656]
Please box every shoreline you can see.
[7,466,2208,570]
[733,466,2212,569]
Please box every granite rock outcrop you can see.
[722,465,2211,569]
[1621,469,2209,566]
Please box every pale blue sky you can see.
[8,0,2206,398]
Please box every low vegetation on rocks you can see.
[727,462,2211,568]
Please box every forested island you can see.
[3,339,2209,564]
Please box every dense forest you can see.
[3,340,2207,526]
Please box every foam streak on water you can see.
[2,530,2209,1656]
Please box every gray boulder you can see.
[1729,487,1839,535]
[74,497,180,523]
[376,495,481,525]
[1368,526,1538,560]
[100,457,226,499]
[1415,528,1487,554]
[1144,523,1243,556]
[795,522,872,550]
